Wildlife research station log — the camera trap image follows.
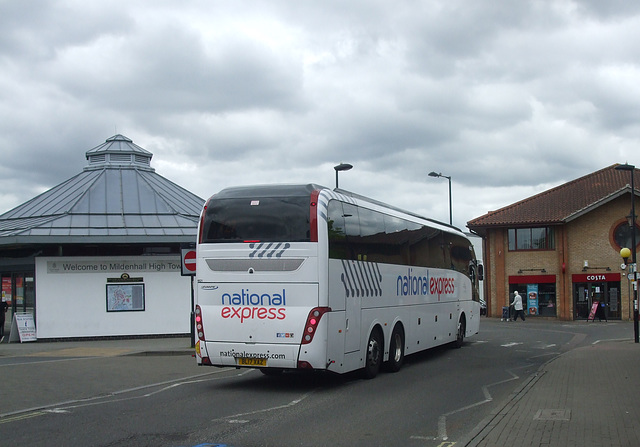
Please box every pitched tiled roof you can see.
[0,135,205,244]
[467,164,639,232]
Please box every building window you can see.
[508,227,555,251]
[612,222,640,250]
[537,283,556,317]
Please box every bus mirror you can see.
[478,264,484,281]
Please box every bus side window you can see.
[342,203,359,261]
[409,225,445,269]
[327,200,349,260]
[448,235,472,275]
[357,207,386,263]
[384,214,411,265]
[408,223,440,268]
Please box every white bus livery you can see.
[194,184,482,378]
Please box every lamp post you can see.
[334,163,353,189]
[616,163,639,343]
[428,171,452,225]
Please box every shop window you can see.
[508,227,555,251]
[537,283,557,316]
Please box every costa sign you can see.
[572,273,621,283]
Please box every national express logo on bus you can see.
[397,268,455,300]
[220,288,287,323]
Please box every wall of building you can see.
[35,256,192,338]
[482,195,635,321]
[565,197,634,320]
[485,228,509,317]
[566,199,628,272]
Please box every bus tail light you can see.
[301,307,330,345]
[197,207,206,244]
[310,189,320,242]
[195,305,205,341]
[195,305,212,366]
[197,199,211,244]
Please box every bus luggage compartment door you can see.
[197,282,319,346]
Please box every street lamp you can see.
[334,163,353,189]
[428,171,452,225]
[616,163,639,343]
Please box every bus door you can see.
[344,264,361,353]
[329,200,362,354]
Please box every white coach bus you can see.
[194,184,482,378]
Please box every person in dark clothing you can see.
[0,299,8,338]
[596,301,607,322]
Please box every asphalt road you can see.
[0,319,630,447]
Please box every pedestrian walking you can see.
[596,300,607,322]
[0,298,8,338]
[511,290,525,321]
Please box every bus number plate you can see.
[237,357,267,366]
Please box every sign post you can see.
[587,301,600,322]
[181,249,197,276]
[181,248,197,347]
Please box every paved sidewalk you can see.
[463,339,640,447]
[0,334,194,357]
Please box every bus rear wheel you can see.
[385,325,404,373]
[363,329,383,379]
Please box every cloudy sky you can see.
[2,1,640,230]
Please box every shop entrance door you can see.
[574,281,621,320]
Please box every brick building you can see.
[468,164,639,321]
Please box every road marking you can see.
[0,369,239,420]
[501,342,523,347]
[428,369,521,442]
[27,347,133,357]
[0,411,46,424]
[592,338,629,345]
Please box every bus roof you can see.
[209,184,325,199]
[207,183,463,235]
[333,187,462,233]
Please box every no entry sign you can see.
[181,249,196,276]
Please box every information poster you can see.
[2,277,11,304]
[9,312,37,343]
[15,276,23,305]
[527,284,539,315]
[588,301,600,321]
[106,284,145,312]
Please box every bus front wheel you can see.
[363,329,383,379]
[455,317,465,349]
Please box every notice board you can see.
[9,312,37,343]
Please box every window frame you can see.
[612,221,640,251]
[508,227,555,251]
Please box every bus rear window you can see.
[201,196,311,243]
